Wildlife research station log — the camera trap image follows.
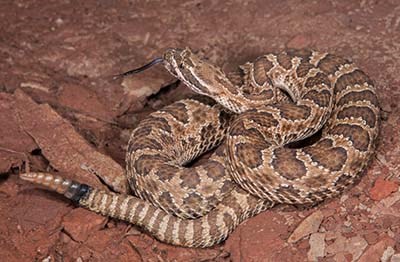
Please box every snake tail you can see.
[19,172,272,247]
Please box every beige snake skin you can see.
[20,48,380,247]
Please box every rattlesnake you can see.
[20,48,380,248]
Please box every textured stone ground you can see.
[0,0,399,261]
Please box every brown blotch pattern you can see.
[162,215,175,243]
[278,103,312,121]
[296,61,314,78]
[128,137,163,152]
[155,164,179,182]
[349,157,364,171]
[137,189,153,204]
[333,173,354,188]
[337,90,379,108]
[148,208,164,232]
[230,119,264,139]
[317,138,334,147]
[227,70,244,87]
[112,196,125,218]
[192,216,204,241]
[161,134,174,148]
[235,142,264,168]
[181,169,201,189]
[262,89,275,99]
[190,95,216,107]
[158,192,174,210]
[329,124,370,151]
[178,219,188,244]
[258,55,274,71]
[204,160,226,181]
[134,154,169,176]
[93,190,104,208]
[213,146,225,157]
[337,106,377,128]
[304,72,331,88]
[141,206,157,225]
[222,213,234,230]
[303,89,331,107]
[160,102,190,124]
[102,194,114,213]
[243,88,274,100]
[271,147,307,180]
[132,202,146,222]
[121,198,137,220]
[245,110,279,129]
[200,123,218,140]
[335,70,373,94]
[303,143,347,171]
[317,54,350,75]
[220,179,235,194]
[141,116,172,134]
[275,185,302,202]
[218,110,234,127]
[277,52,293,70]
[286,49,313,59]
[206,212,219,241]
[137,184,157,203]
[182,193,203,208]
[253,56,274,86]
[132,125,152,138]
[142,179,160,195]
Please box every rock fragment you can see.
[381,246,395,262]
[359,237,396,262]
[369,177,398,201]
[347,236,368,261]
[391,254,400,262]
[288,211,324,243]
[307,232,325,261]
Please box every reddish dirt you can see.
[1,1,400,261]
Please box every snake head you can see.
[162,48,188,77]
[114,47,241,111]
[162,47,229,98]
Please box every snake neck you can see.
[162,48,279,114]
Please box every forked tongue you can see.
[112,57,163,79]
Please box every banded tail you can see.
[19,172,272,247]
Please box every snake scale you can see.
[20,48,380,247]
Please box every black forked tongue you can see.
[113,57,164,80]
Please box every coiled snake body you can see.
[21,48,380,247]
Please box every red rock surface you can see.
[1,0,400,261]
[369,176,399,201]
